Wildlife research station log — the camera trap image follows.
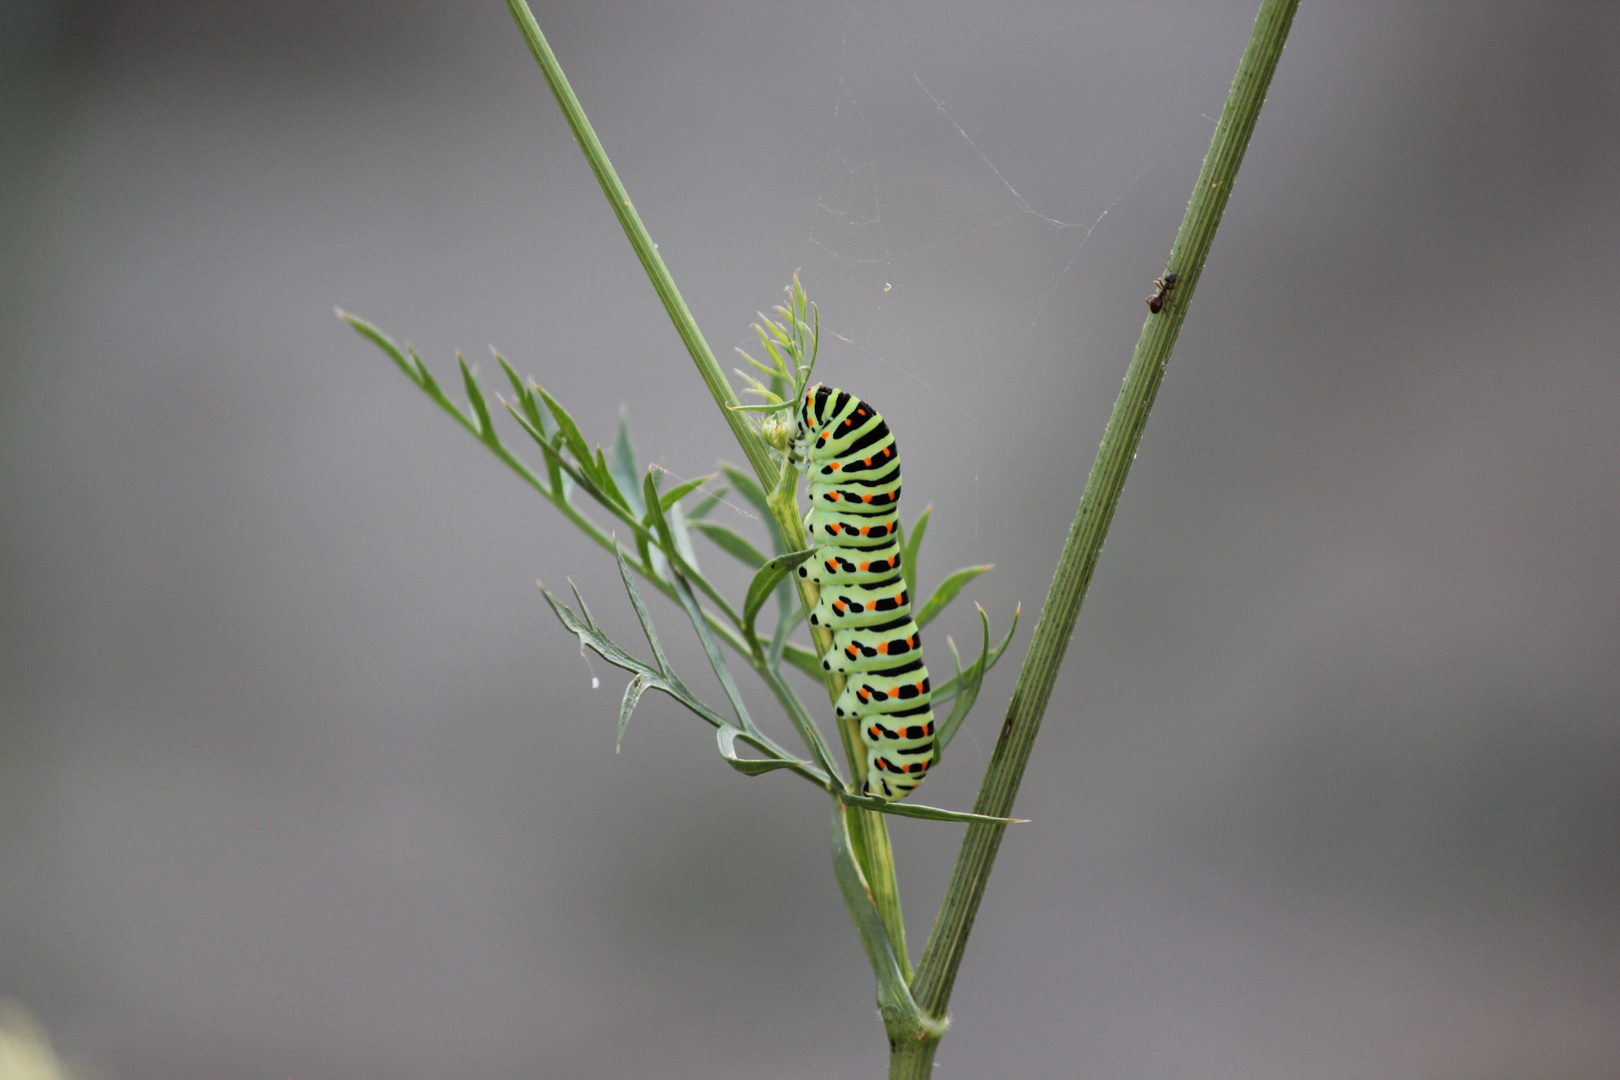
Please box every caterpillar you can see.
[793,384,935,801]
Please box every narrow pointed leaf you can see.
[669,571,754,734]
[667,502,700,572]
[743,548,816,647]
[498,381,567,497]
[613,544,671,676]
[458,355,494,440]
[688,520,768,568]
[535,386,593,470]
[716,725,803,776]
[719,464,771,519]
[838,791,1026,826]
[408,346,433,386]
[757,661,842,788]
[618,672,656,750]
[540,582,651,677]
[934,605,992,759]
[780,640,823,682]
[687,485,728,520]
[640,472,742,627]
[901,505,931,598]
[340,311,419,385]
[540,583,745,737]
[915,564,992,629]
[505,401,594,504]
[727,400,799,415]
[609,412,646,517]
[720,464,785,554]
[767,602,805,671]
[594,446,631,512]
[494,350,545,430]
[657,473,714,513]
[930,603,1020,708]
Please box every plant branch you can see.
[907,0,1302,1042]
[502,0,778,489]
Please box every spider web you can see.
[757,24,1209,548]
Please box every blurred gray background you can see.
[2,1,1616,1077]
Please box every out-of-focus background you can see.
[2,1,1616,1077]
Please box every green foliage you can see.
[343,306,1017,829]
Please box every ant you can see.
[1146,271,1179,314]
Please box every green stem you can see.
[887,1039,938,1080]
[768,461,912,980]
[502,0,777,489]
[908,0,1301,1033]
[504,0,912,982]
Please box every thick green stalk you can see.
[768,462,912,980]
[504,0,911,977]
[904,0,1302,1061]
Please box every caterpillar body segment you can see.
[793,383,935,801]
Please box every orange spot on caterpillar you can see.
[862,494,873,503]
[863,457,872,466]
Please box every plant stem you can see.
[504,0,911,977]
[905,0,1302,1052]
[768,463,913,979]
[502,0,776,489]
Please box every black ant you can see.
[1146,271,1179,314]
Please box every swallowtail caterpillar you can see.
[793,384,935,800]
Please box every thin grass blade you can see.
[613,543,672,676]
[668,571,755,735]
[930,603,1019,708]
[688,520,768,569]
[838,792,1027,826]
[618,671,656,750]
[915,565,992,630]
[743,549,816,647]
[458,355,495,442]
[715,725,805,776]
[902,505,931,597]
[934,605,991,758]
[687,485,728,520]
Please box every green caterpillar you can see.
[794,384,935,800]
